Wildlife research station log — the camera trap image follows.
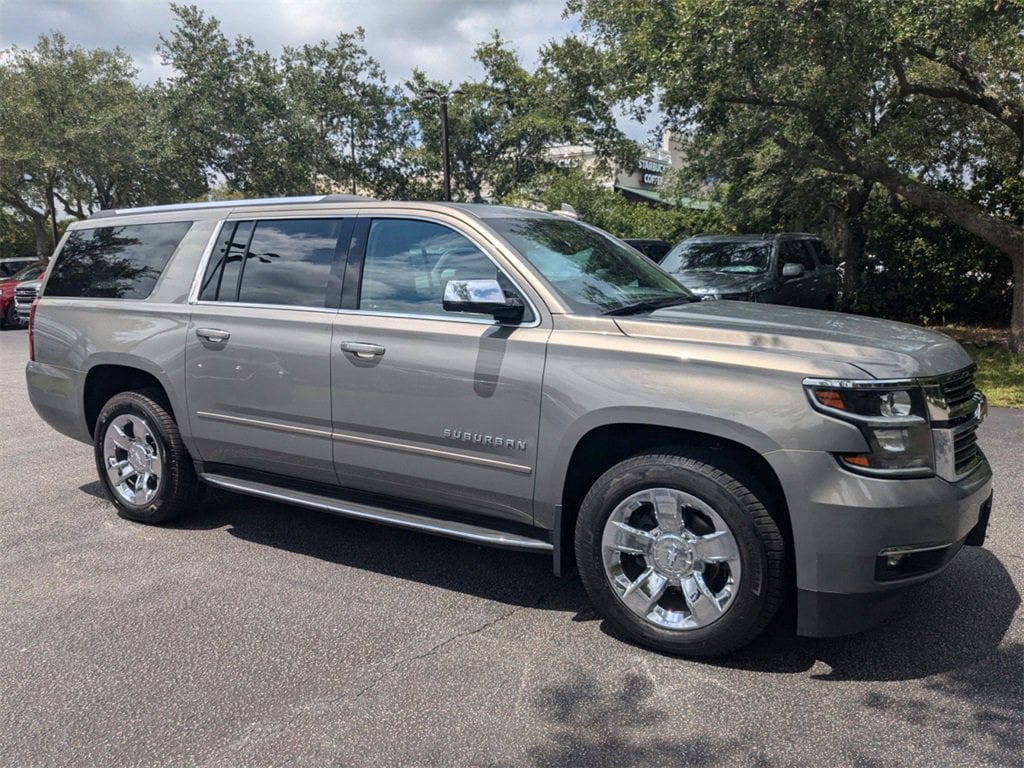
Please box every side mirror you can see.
[782,263,805,279]
[443,279,525,322]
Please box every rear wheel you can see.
[93,390,200,524]
[575,451,785,657]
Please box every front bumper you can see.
[765,448,993,637]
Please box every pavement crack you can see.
[353,602,527,700]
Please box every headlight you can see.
[803,379,933,477]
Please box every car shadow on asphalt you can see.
[86,481,1019,690]
[164,487,591,616]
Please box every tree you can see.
[408,35,634,202]
[0,34,195,257]
[507,166,723,243]
[563,0,1024,351]
[282,31,415,197]
[158,4,308,195]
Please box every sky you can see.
[0,0,579,89]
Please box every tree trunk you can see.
[1011,253,1023,354]
[33,215,51,260]
[838,182,872,301]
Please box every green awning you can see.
[614,185,715,210]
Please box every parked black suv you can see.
[661,234,839,309]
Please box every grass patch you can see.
[930,326,1023,409]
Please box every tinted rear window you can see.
[46,222,191,299]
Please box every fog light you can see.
[876,543,954,580]
[886,553,907,569]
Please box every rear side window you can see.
[200,219,344,308]
[46,222,191,299]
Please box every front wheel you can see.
[575,451,786,657]
[2,302,21,330]
[93,390,200,524]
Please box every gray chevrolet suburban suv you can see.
[25,196,993,657]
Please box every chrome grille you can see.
[940,366,977,417]
[15,285,38,302]
[930,365,982,479]
[953,423,981,476]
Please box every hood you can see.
[672,270,770,297]
[614,301,973,379]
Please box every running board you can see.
[199,472,554,553]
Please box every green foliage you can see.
[0,209,38,259]
[1,32,202,256]
[407,34,640,203]
[969,343,1024,409]
[505,167,724,243]
[849,192,1013,325]
[566,0,1024,349]
[158,4,309,194]
[282,30,414,197]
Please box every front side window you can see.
[807,239,833,267]
[46,222,191,299]
[200,219,343,308]
[358,219,500,318]
[780,240,815,273]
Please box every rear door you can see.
[329,214,549,526]
[185,216,351,484]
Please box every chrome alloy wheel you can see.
[601,488,742,630]
[102,414,163,507]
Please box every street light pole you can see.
[422,87,462,202]
[438,96,453,202]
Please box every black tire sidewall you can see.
[93,392,192,524]
[2,302,19,329]
[575,454,782,657]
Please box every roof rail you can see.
[89,194,377,219]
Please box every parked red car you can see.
[1,262,46,329]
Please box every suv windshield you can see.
[662,241,771,274]
[7,263,43,281]
[487,217,694,315]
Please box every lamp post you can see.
[422,87,462,202]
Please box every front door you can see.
[330,216,548,525]
[775,238,819,308]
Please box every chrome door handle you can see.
[195,328,231,343]
[340,341,385,359]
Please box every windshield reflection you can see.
[486,217,693,315]
[662,242,771,275]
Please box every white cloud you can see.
[0,0,574,85]
[0,0,653,139]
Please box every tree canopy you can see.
[561,0,1024,348]
[0,1,1019,349]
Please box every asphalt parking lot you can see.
[1,326,1021,767]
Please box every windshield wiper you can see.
[603,296,696,316]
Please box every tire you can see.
[2,302,21,330]
[93,390,200,524]
[575,451,785,657]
